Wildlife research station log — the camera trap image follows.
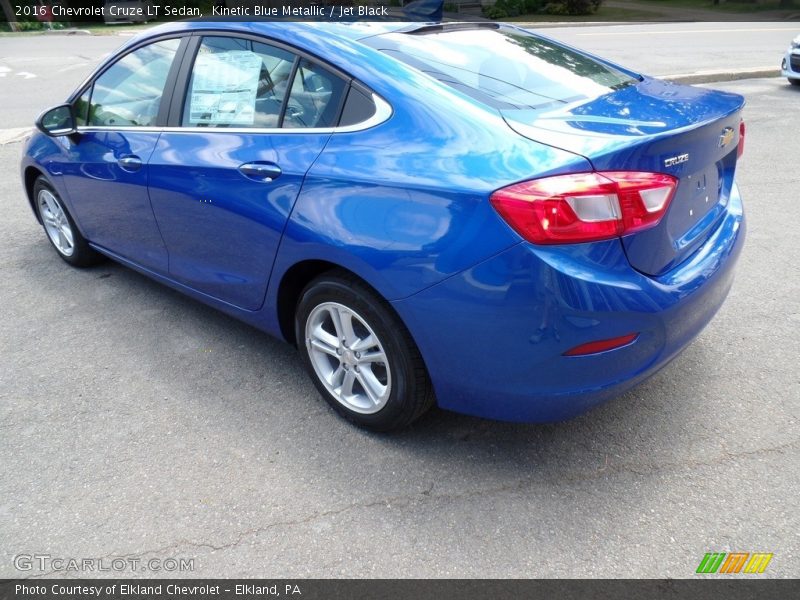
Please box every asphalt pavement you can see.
[0,29,798,578]
[535,21,794,81]
[536,21,794,81]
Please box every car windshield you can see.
[371,26,639,111]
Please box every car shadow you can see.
[20,242,714,488]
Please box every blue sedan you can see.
[21,21,746,431]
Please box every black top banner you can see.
[7,0,442,24]
[3,0,799,25]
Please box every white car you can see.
[780,34,800,86]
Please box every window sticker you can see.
[188,51,263,126]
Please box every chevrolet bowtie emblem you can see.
[719,126,735,148]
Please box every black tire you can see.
[790,79,800,87]
[33,176,104,267]
[295,271,434,432]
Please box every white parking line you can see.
[0,66,37,79]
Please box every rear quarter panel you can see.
[268,36,593,305]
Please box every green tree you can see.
[1,0,21,31]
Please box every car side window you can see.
[338,83,377,127]
[283,59,348,129]
[183,37,296,128]
[87,38,180,127]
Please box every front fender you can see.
[20,132,79,226]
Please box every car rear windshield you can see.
[369,26,639,111]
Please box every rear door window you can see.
[182,36,349,129]
[183,36,296,128]
[283,59,348,129]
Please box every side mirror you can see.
[36,104,77,137]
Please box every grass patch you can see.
[506,6,661,20]
[614,0,800,13]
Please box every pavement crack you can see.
[19,438,798,577]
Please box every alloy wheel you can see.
[305,301,391,414]
[38,189,75,257]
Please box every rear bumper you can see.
[392,183,745,422]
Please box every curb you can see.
[514,20,647,28]
[663,67,779,85]
[43,28,92,36]
[0,127,33,146]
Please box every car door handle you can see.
[238,162,282,182]
[118,156,143,172]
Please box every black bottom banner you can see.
[1,579,799,600]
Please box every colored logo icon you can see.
[696,552,773,574]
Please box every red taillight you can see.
[563,333,639,356]
[490,171,678,245]
[738,120,745,159]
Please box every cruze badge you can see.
[718,126,735,148]
[664,153,689,167]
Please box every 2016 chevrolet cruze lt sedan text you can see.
[21,21,746,431]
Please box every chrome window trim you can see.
[75,94,392,136]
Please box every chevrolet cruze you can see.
[21,21,746,431]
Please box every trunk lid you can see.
[504,78,745,276]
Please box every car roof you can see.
[134,20,421,46]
